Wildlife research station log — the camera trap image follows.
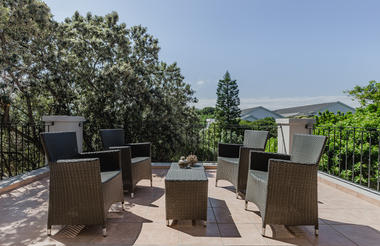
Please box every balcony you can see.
[1,168,380,246]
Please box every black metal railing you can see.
[1,122,379,193]
[313,126,380,191]
[160,124,278,162]
[0,123,45,180]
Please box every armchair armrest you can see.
[109,146,132,184]
[249,151,290,172]
[56,158,99,164]
[80,150,121,172]
[218,143,243,158]
[265,159,318,220]
[51,158,104,216]
[236,146,266,193]
[126,142,151,158]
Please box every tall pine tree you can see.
[215,71,241,128]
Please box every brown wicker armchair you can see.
[40,131,124,237]
[100,129,152,198]
[245,134,327,236]
[216,130,269,198]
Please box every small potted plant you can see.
[186,154,198,167]
[178,156,189,168]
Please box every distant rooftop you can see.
[273,101,356,117]
[240,106,283,121]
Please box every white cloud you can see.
[194,95,360,110]
[196,80,205,85]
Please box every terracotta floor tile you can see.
[212,207,234,224]
[219,223,266,245]
[79,222,142,245]
[207,208,216,223]
[257,224,312,246]
[1,169,380,246]
[332,224,380,246]
[178,223,222,245]
[230,207,262,224]
[133,222,180,245]
[300,225,358,246]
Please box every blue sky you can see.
[43,0,379,109]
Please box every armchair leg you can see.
[261,225,266,236]
[121,201,125,211]
[215,180,218,187]
[244,201,248,210]
[315,225,319,236]
[47,226,51,236]
[102,226,107,237]
[150,179,153,187]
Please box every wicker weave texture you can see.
[245,134,327,230]
[265,160,319,226]
[131,157,152,191]
[101,171,124,217]
[41,131,125,232]
[216,157,238,187]
[100,129,152,195]
[216,130,268,194]
[48,159,106,227]
[165,164,208,221]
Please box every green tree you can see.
[345,80,379,112]
[196,107,215,124]
[199,107,215,116]
[1,0,198,164]
[215,71,241,128]
[0,0,54,125]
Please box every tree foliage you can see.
[215,71,240,128]
[240,117,277,138]
[196,107,215,124]
[345,80,379,112]
[0,0,197,162]
[315,81,380,189]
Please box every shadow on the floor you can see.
[217,184,236,193]
[171,198,241,238]
[0,179,49,246]
[151,168,169,179]
[124,186,165,207]
[51,212,152,245]
[206,170,216,178]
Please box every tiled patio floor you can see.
[1,169,380,246]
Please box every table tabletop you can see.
[165,163,208,181]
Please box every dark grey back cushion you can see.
[291,134,327,164]
[100,129,125,149]
[40,131,79,162]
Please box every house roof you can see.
[241,106,283,118]
[273,101,355,116]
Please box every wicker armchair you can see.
[216,130,269,198]
[40,131,124,237]
[100,129,152,198]
[245,134,327,236]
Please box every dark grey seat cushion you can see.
[217,157,239,165]
[101,171,121,184]
[131,157,150,164]
[249,170,268,184]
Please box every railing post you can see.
[275,118,316,154]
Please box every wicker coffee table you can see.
[165,163,208,226]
